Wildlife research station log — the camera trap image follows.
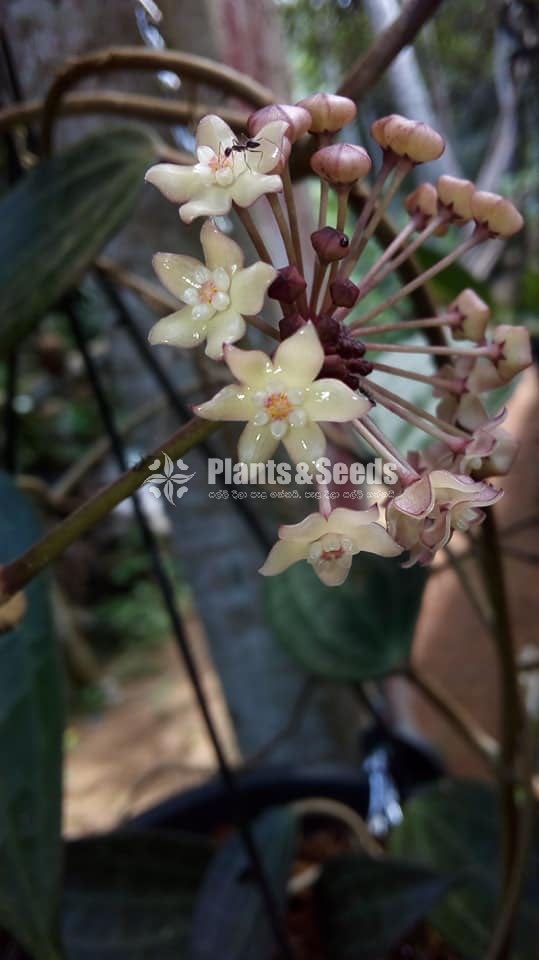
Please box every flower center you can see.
[209,152,233,173]
[183,267,231,321]
[307,534,354,587]
[200,280,218,304]
[252,386,307,439]
[264,392,294,421]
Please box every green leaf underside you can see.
[62,831,213,959]
[0,127,156,357]
[264,555,427,681]
[317,854,451,960]
[0,471,64,958]
[188,807,297,960]
[390,779,539,960]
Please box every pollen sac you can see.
[329,278,359,308]
[297,93,357,133]
[248,103,311,143]
[471,191,524,237]
[372,114,445,164]
[451,289,491,342]
[310,143,372,185]
[311,226,349,263]
[268,265,307,304]
[437,175,475,223]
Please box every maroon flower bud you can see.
[279,312,307,340]
[311,226,349,263]
[297,93,357,134]
[310,143,372,185]
[329,278,359,308]
[348,358,373,376]
[268,265,307,303]
[248,104,311,143]
[320,355,349,380]
[314,313,342,347]
[339,336,366,359]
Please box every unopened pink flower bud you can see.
[437,175,475,222]
[471,192,524,237]
[494,325,532,381]
[451,289,491,342]
[405,183,438,219]
[296,93,357,133]
[268,265,307,303]
[329,278,359,308]
[311,226,349,262]
[248,104,311,144]
[372,114,445,163]
[310,143,372,185]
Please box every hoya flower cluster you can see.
[145,94,530,586]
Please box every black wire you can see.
[95,270,273,552]
[66,301,293,960]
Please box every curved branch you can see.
[338,0,446,101]
[0,417,218,603]
[0,90,249,136]
[40,47,274,153]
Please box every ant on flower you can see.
[223,135,261,159]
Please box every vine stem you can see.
[234,204,273,264]
[0,90,249,135]
[0,418,219,603]
[40,46,274,152]
[404,666,501,773]
[281,166,304,277]
[478,510,524,960]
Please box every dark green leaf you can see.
[264,555,427,681]
[317,854,451,960]
[0,471,64,958]
[189,807,297,960]
[62,830,213,960]
[389,779,539,960]
[0,127,156,357]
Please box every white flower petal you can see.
[279,513,328,543]
[147,307,206,349]
[238,422,280,464]
[252,121,289,174]
[351,523,403,558]
[205,311,246,360]
[229,172,283,208]
[282,421,326,466]
[225,345,273,386]
[230,263,277,315]
[200,219,244,274]
[313,553,353,587]
[152,253,204,302]
[259,539,310,576]
[145,163,210,203]
[179,187,232,224]
[273,322,324,387]
[304,379,371,423]
[326,506,380,536]
[195,384,255,421]
[196,114,236,154]
[197,145,215,164]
